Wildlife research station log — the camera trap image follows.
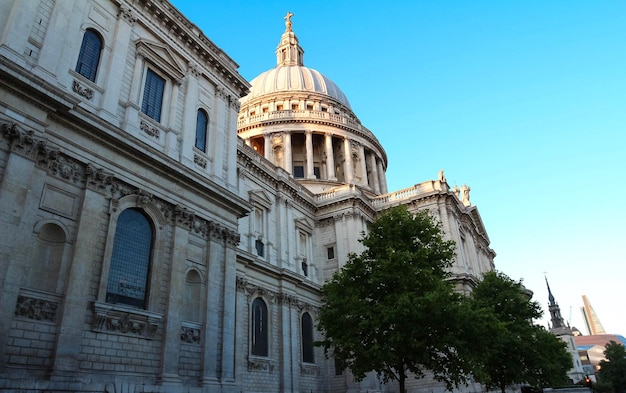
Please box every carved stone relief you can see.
[92,302,160,339]
[72,80,94,99]
[14,295,58,322]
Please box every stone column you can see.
[369,154,380,194]
[159,222,189,385]
[123,51,144,128]
[51,185,107,375]
[181,64,199,163]
[264,134,271,161]
[324,133,336,181]
[212,87,228,179]
[284,132,293,175]
[0,146,48,369]
[165,80,180,159]
[305,130,315,179]
[343,137,354,184]
[279,296,293,392]
[202,232,224,384]
[38,2,85,77]
[358,143,367,187]
[160,82,172,127]
[0,1,33,51]
[101,5,135,122]
[129,52,144,107]
[167,81,180,129]
[275,194,285,268]
[377,160,387,194]
[221,234,238,382]
[333,215,347,270]
[289,303,300,390]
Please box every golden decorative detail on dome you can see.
[284,11,294,32]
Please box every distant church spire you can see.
[545,277,565,329]
[276,11,304,67]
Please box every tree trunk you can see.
[399,367,406,393]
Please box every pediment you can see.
[294,217,314,232]
[135,39,185,80]
[248,189,273,210]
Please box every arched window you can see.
[251,297,268,356]
[183,270,202,322]
[75,29,103,82]
[195,109,208,152]
[301,312,315,363]
[106,209,153,308]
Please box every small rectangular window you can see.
[313,167,320,179]
[321,106,327,112]
[306,104,313,110]
[291,104,298,110]
[293,166,304,178]
[276,104,284,111]
[327,246,335,260]
[255,239,264,257]
[141,69,165,122]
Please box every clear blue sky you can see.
[171,1,626,335]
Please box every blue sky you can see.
[170,1,626,335]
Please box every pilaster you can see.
[101,5,135,123]
[158,220,190,385]
[51,185,106,376]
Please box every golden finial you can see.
[284,11,294,31]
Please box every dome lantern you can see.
[276,12,304,67]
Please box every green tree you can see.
[317,206,473,393]
[598,341,626,393]
[469,271,572,393]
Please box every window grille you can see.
[75,29,103,82]
[141,69,165,121]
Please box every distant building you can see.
[575,334,626,372]
[581,295,606,336]
[545,278,585,383]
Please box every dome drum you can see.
[237,13,388,195]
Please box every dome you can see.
[246,65,351,109]
[240,12,351,109]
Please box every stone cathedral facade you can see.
[0,1,495,392]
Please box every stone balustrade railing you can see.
[371,180,448,208]
[238,110,369,136]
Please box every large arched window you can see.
[195,109,208,152]
[301,312,315,363]
[106,209,153,308]
[251,297,268,356]
[75,29,103,82]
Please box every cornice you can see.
[1,121,240,244]
[235,275,320,310]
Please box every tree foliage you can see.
[317,206,473,393]
[468,271,572,393]
[598,341,626,393]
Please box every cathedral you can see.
[0,1,495,392]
